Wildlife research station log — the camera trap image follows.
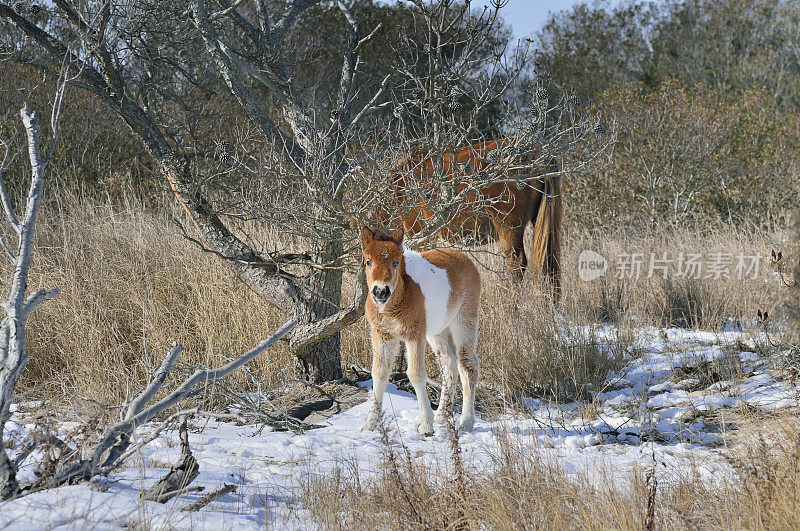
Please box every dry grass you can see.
[559,224,775,329]
[15,195,291,404]
[6,195,778,409]
[479,280,627,403]
[299,422,637,529]
[301,418,800,530]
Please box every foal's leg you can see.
[429,331,458,425]
[406,335,435,436]
[362,332,400,431]
[452,318,480,431]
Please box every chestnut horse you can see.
[385,139,562,295]
[360,226,480,435]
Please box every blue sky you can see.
[501,0,592,41]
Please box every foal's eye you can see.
[366,260,372,267]
[392,261,399,268]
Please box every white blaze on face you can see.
[402,247,451,336]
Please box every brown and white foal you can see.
[360,226,481,435]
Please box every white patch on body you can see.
[403,247,452,336]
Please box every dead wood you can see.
[140,417,200,503]
[181,484,237,512]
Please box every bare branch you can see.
[182,483,237,511]
[52,0,124,97]
[209,0,246,21]
[335,0,361,117]
[270,0,321,44]
[123,343,183,421]
[190,0,308,164]
[0,3,110,97]
[21,288,60,319]
[0,102,66,499]
[348,74,392,127]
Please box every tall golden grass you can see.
[9,194,776,406]
[18,195,291,403]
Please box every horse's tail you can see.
[529,158,562,300]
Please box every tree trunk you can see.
[292,280,344,382]
[294,328,342,382]
[0,322,23,499]
[292,233,345,382]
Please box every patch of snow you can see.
[739,351,759,362]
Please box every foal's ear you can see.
[391,226,405,244]
[360,226,375,245]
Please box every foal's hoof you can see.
[361,415,379,432]
[457,416,475,432]
[418,422,434,437]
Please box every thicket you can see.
[535,0,800,229]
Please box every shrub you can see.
[567,80,800,230]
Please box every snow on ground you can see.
[1,327,797,529]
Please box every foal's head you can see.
[361,226,405,306]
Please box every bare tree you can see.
[0,103,61,500]
[0,1,600,383]
[0,33,77,495]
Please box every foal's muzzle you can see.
[372,285,391,304]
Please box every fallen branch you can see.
[147,485,205,503]
[181,483,237,512]
[35,319,296,492]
